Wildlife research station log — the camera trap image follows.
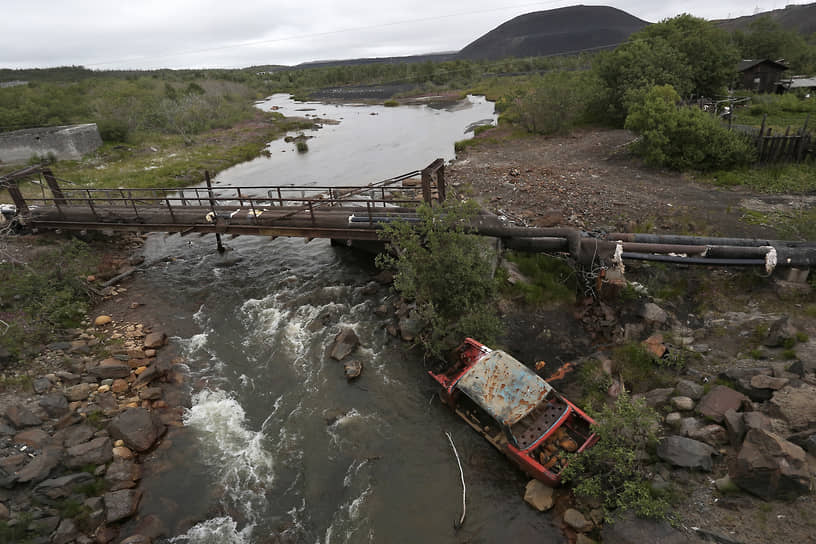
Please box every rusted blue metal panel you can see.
[455,350,552,426]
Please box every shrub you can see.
[561,390,669,521]
[624,85,756,171]
[375,200,503,359]
[383,100,399,107]
[503,251,576,304]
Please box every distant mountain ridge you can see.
[457,5,649,60]
[715,2,816,36]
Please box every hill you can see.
[716,2,816,36]
[457,5,649,61]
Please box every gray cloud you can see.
[0,1,807,69]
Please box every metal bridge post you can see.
[205,170,225,253]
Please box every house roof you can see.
[455,350,552,426]
[738,59,789,72]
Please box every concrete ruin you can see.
[0,124,103,164]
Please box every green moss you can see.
[502,251,576,305]
[611,343,675,393]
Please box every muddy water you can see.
[133,96,564,543]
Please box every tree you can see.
[624,84,756,171]
[375,200,503,359]
[594,15,739,124]
[733,16,816,73]
[560,390,669,521]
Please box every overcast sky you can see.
[0,1,810,70]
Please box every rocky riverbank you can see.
[0,235,191,544]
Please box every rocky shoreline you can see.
[0,267,190,543]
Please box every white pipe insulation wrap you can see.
[612,242,625,274]
[763,246,777,274]
[205,211,215,223]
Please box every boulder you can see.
[643,388,674,408]
[743,412,772,432]
[677,417,704,437]
[143,332,167,349]
[65,382,96,402]
[656,436,716,471]
[105,458,142,491]
[34,473,94,504]
[90,358,131,379]
[688,424,729,447]
[330,327,359,361]
[133,514,168,541]
[32,377,51,394]
[343,360,363,381]
[14,428,50,449]
[14,445,62,483]
[671,396,695,412]
[108,408,165,452]
[731,428,810,500]
[750,374,789,391]
[664,412,682,429]
[39,392,69,417]
[120,535,152,544]
[675,379,704,400]
[65,436,113,468]
[696,385,749,423]
[52,518,79,544]
[104,488,142,523]
[642,334,667,358]
[139,387,163,401]
[5,405,42,428]
[398,315,423,342]
[600,514,688,544]
[723,409,745,446]
[640,302,668,324]
[523,479,554,511]
[769,384,816,431]
[55,424,96,448]
[563,508,592,532]
[0,502,7,521]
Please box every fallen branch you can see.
[101,256,172,288]
[445,431,466,529]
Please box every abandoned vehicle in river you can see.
[429,338,598,485]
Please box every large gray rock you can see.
[564,508,592,532]
[769,384,816,431]
[13,428,50,449]
[105,458,142,491]
[65,436,113,468]
[52,518,78,544]
[55,423,96,448]
[723,409,745,446]
[89,358,131,379]
[731,428,810,500]
[64,383,96,402]
[640,302,668,324]
[5,405,42,428]
[14,445,62,483]
[642,388,674,408]
[108,408,165,452]
[600,514,688,544]
[688,424,729,447]
[696,385,749,423]
[38,392,69,417]
[656,436,716,471]
[329,327,359,361]
[104,488,142,523]
[675,379,704,400]
[34,473,95,504]
[143,331,167,349]
[523,479,554,511]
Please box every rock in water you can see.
[108,408,165,452]
[330,327,359,361]
[343,360,363,381]
[523,479,554,511]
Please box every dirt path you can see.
[449,128,785,238]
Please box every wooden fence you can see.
[750,114,811,163]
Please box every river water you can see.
[132,95,565,543]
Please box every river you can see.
[130,94,565,543]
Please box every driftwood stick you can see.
[446,431,467,529]
[101,256,171,288]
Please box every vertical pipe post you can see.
[42,168,66,207]
[421,169,432,205]
[205,170,225,253]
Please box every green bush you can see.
[624,85,756,171]
[561,390,669,521]
[376,200,503,359]
[383,100,399,107]
[503,251,576,304]
[0,238,97,358]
